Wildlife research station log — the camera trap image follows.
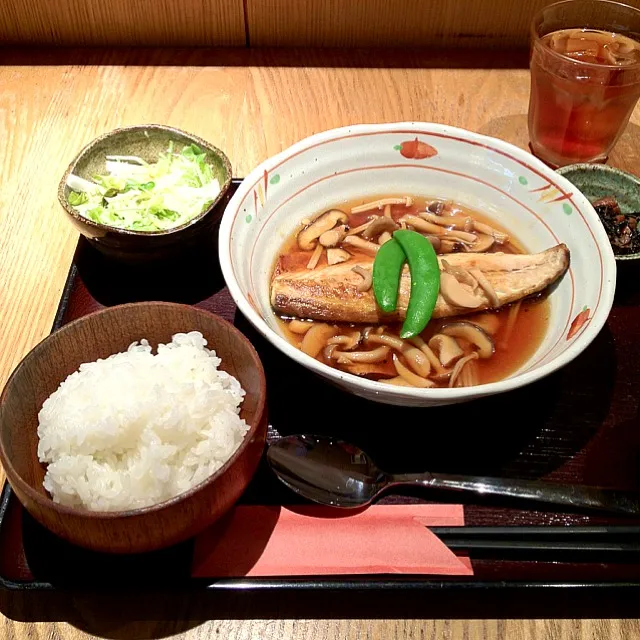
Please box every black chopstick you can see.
[428,525,640,557]
[430,525,640,538]
[435,539,640,553]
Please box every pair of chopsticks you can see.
[429,526,640,559]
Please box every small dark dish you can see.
[0,302,267,554]
[557,164,640,262]
[58,125,232,263]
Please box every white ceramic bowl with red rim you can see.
[219,122,616,407]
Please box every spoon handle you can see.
[391,473,640,516]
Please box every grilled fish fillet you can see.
[270,244,570,323]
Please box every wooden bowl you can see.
[0,303,267,554]
[57,124,233,264]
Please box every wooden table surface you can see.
[1,46,640,639]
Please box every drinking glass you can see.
[528,0,640,167]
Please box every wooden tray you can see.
[3,179,640,592]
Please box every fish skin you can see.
[270,244,570,323]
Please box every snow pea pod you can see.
[393,229,440,339]
[372,237,406,313]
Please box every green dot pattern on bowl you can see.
[518,176,528,185]
[269,174,281,185]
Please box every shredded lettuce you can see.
[66,143,222,231]
[68,191,89,206]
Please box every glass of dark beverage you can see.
[528,0,640,167]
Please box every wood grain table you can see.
[1,46,640,639]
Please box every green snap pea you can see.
[393,229,441,339]
[372,237,406,313]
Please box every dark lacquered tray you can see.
[3,179,640,593]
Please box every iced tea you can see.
[528,2,640,167]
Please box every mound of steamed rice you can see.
[36,331,250,512]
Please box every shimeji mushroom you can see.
[288,319,313,334]
[319,224,348,247]
[351,196,413,214]
[361,216,398,240]
[473,220,509,244]
[392,354,435,387]
[428,334,464,367]
[421,212,474,231]
[327,331,362,350]
[300,323,337,357]
[466,233,495,253]
[439,272,483,308]
[399,347,431,378]
[438,239,461,254]
[327,248,351,265]
[340,361,396,378]
[421,213,507,245]
[351,266,373,292]
[427,200,445,215]
[366,333,431,378]
[342,235,380,255]
[336,345,390,364]
[424,235,441,252]
[408,336,446,374]
[297,209,348,250]
[346,217,378,236]
[378,231,393,245]
[441,260,478,288]
[469,268,500,308]
[403,215,478,245]
[449,352,480,388]
[441,321,495,358]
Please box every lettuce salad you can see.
[67,142,222,232]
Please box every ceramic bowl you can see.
[219,122,616,407]
[556,163,640,262]
[0,302,267,554]
[58,125,233,263]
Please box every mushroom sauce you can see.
[271,195,551,389]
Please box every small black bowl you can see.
[57,124,232,264]
[556,163,640,263]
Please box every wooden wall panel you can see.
[245,0,640,48]
[0,0,245,46]
[5,0,640,48]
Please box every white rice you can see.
[37,331,249,512]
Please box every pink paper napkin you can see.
[191,504,472,577]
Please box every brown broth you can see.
[272,194,551,388]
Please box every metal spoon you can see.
[267,434,640,515]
